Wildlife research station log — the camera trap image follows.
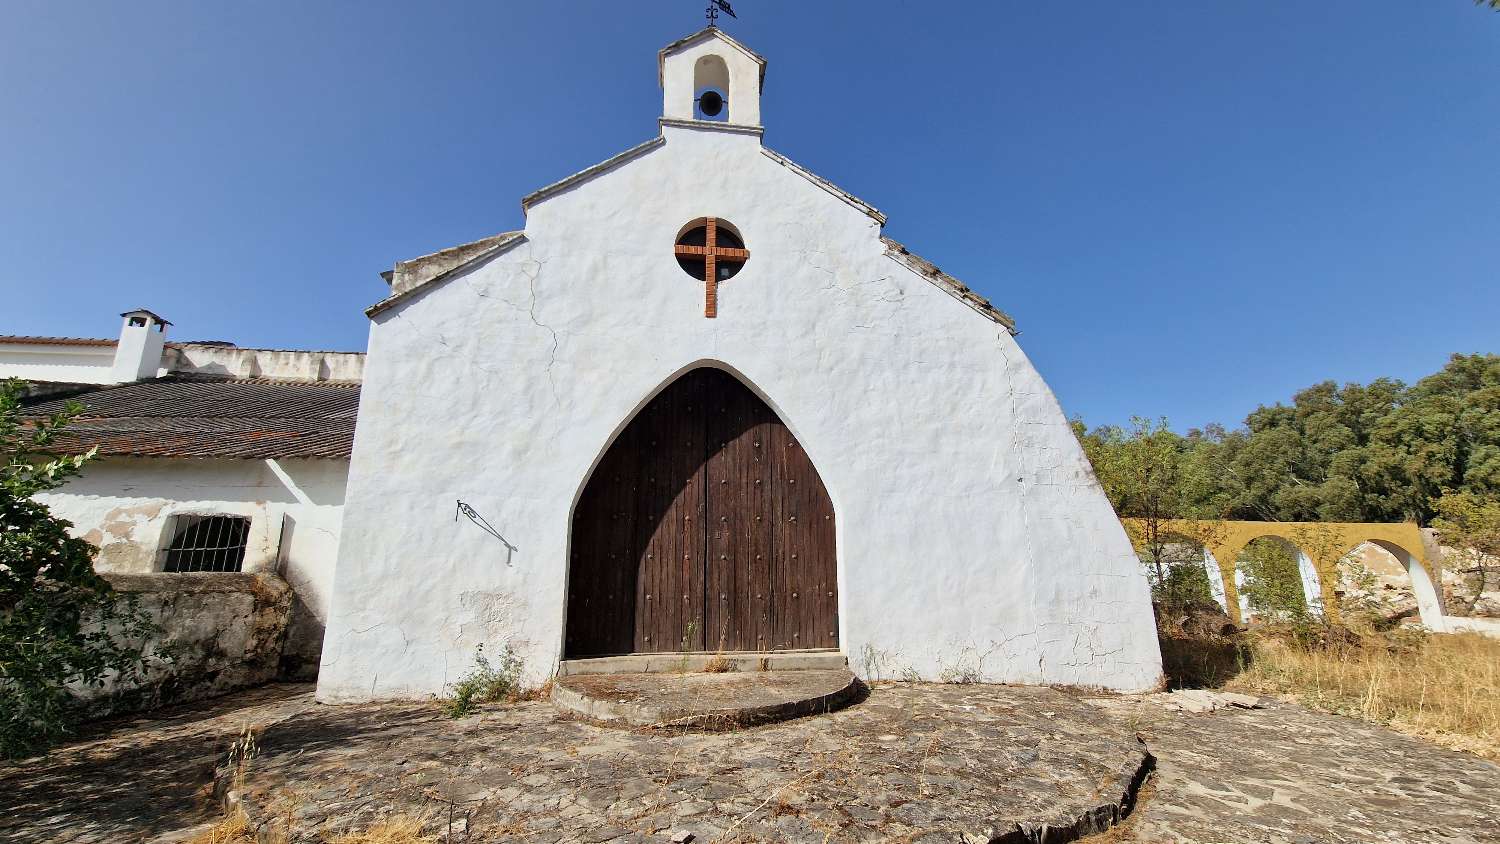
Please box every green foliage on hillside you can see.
[1076,353,1500,527]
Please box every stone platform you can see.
[236,683,1153,843]
[551,668,862,729]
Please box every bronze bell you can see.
[698,89,725,117]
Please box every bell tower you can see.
[658,28,766,127]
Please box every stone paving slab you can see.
[552,669,862,729]
[1091,695,1500,844]
[233,684,1149,843]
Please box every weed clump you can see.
[444,644,524,717]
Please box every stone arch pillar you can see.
[1295,546,1326,619]
[1202,547,1229,613]
[1369,540,1447,632]
[1207,541,1244,625]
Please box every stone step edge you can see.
[550,670,864,731]
[557,650,847,676]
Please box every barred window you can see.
[161,514,250,573]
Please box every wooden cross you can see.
[674,217,749,318]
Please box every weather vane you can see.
[705,0,737,28]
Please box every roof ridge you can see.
[520,137,665,213]
[881,237,1017,334]
[158,374,362,386]
[759,147,886,224]
[366,231,531,319]
[0,335,116,346]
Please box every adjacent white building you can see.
[5,312,363,676]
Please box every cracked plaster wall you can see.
[36,457,347,678]
[318,124,1162,701]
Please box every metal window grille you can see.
[161,514,250,573]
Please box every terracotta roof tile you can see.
[21,375,358,460]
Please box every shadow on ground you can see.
[0,684,318,844]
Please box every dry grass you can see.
[186,809,255,844]
[1227,628,1500,760]
[326,814,435,844]
[701,654,734,673]
[517,678,554,701]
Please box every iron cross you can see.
[674,217,749,318]
[705,0,737,28]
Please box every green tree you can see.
[1224,378,1406,522]
[1076,417,1185,584]
[1432,490,1500,615]
[1237,538,1309,622]
[1149,354,1499,526]
[1377,354,1500,524]
[0,379,161,758]
[1076,416,1222,606]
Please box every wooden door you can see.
[565,368,837,657]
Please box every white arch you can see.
[1295,546,1325,619]
[1368,539,1447,632]
[1202,547,1228,612]
[1235,535,1322,621]
[692,54,731,120]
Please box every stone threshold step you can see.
[557,650,847,676]
[552,669,862,730]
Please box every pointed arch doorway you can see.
[565,367,838,658]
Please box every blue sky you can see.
[2,2,1495,430]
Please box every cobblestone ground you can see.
[0,682,1497,843]
[1094,695,1500,844]
[0,685,317,844]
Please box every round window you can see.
[674,218,748,282]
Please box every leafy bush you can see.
[443,644,524,717]
[1,379,164,758]
[1147,552,1217,612]
[1238,538,1309,622]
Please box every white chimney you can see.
[110,309,170,382]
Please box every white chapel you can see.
[316,27,1163,700]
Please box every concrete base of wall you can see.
[556,649,847,676]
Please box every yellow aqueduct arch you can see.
[1120,519,1448,629]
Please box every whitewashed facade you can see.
[318,28,1162,700]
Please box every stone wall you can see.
[78,572,294,717]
